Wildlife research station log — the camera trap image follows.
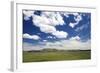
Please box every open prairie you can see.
[23,50,91,62]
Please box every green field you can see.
[23,50,91,62]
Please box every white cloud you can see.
[43,40,47,42]
[32,15,56,33]
[47,36,56,39]
[45,42,62,48]
[52,31,68,38]
[23,39,91,51]
[63,13,69,18]
[74,14,82,22]
[23,42,43,51]
[69,23,77,28]
[33,12,65,27]
[40,24,56,33]
[44,40,91,50]
[55,12,65,25]
[63,12,82,22]
[23,10,34,17]
[42,12,65,26]
[63,12,79,18]
[47,36,53,39]
[32,11,68,38]
[69,13,82,28]
[23,10,34,20]
[23,33,40,40]
[32,15,49,27]
[70,36,80,40]
[72,13,79,16]
[42,12,53,17]
[24,16,30,20]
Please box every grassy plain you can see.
[23,49,91,62]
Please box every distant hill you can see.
[25,48,91,52]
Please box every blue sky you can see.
[23,10,91,51]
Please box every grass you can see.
[23,50,91,62]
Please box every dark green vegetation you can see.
[23,49,91,62]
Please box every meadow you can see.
[23,49,91,62]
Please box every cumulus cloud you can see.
[47,36,56,39]
[32,11,65,27]
[61,12,82,28]
[39,24,56,33]
[42,12,65,26]
[70,36,80,40]
[52,31,68,38]
[23,11,90,51]
[56,12,65,25]
[69,13,82,28]
[23,33,40,40]
[67,12,82,22]
[23,10,68,38]
[32,14,57,33]
[44,40,91,50]
[72,13,79,16]
[33,15,51,26]
[23,39,91,51]
[23,11,84,38]
[43,40,47,42]
[74,14,82,22]
[32,11,68,38]
[23,42,43,51]
[69,23,77,28]
[47,36,53,39]
[23,10,34,20]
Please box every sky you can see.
[23,10,91,51]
